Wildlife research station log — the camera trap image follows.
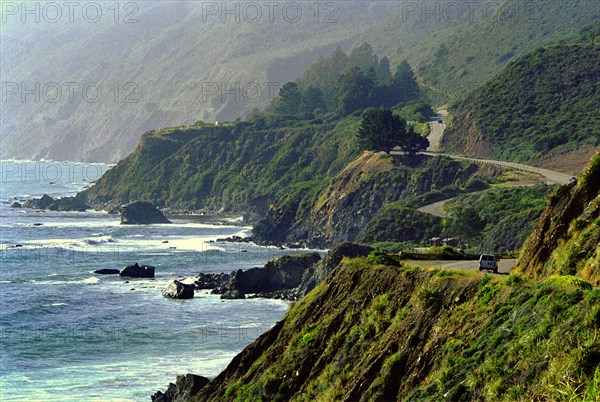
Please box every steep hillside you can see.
[184,257,599,401]
[2,1,598,161]
[150,154,600,402]
[81,115,362,210]
[440,44,600,170]
[517,150,600,285]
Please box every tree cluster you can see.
[357,108,429,154]
[269,43,421,117]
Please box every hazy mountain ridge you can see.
[2,0,598,162]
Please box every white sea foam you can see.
[42,302,68,307]
[30,277,100,285]
[83,236,116,245]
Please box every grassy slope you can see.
[3,1,598,162]
[517,150,600,285]
[440,44,600,164]
[82,115,362,209]
[193,258,600,401]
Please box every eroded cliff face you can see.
[517,150,599,285]
[439,111,495,159]
[254,152,497,248]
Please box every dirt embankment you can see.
[517,150,599,284]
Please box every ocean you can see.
[0,160,293,401]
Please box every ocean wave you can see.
[29,277,101,286]
[83,236,116,245]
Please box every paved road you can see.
[426,109,447,151]
[392,109,572,185]
[405,259,516,274]
[419,151,572,185]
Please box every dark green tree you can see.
[299,86,326,114]
[357,107,429,154]
[449,207,486,240]
[376,56,392,83]
[391,61,421,104]
[299,46,348,104]
[275,82,301,115]
[402,126,430,153]
[334,67,376,115]
[347,42,379,74]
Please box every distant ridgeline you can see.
[441,43,600,168]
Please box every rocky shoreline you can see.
[151,243,375,399]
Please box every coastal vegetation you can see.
[181,151,599,401]
[441,43,600,165]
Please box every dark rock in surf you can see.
[119,263,155,278]
[120,201,171,225]
[152,374,210,402]
[226,252,321,295]
[48,196,89,212]
[194,272,231,290]
[23,194,55,209]
[163,280,195,299]
[94,269,120,275]
[11,202,22,208]
[220,290,246,299]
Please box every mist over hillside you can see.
[1,0,598,162]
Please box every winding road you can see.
[394,109,574,220]
[392,110,573,186]
[405,259,516,274]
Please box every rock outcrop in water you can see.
[195,245,374,301]
[94,269,120,275]
[220,290,246,300]
[224,253,321,297]
[152,374,209,402]
[120,201,171,224]
[119,263,155,278]
[193,273,231,291]
[23,194,89,211]
[163,280,195,299]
